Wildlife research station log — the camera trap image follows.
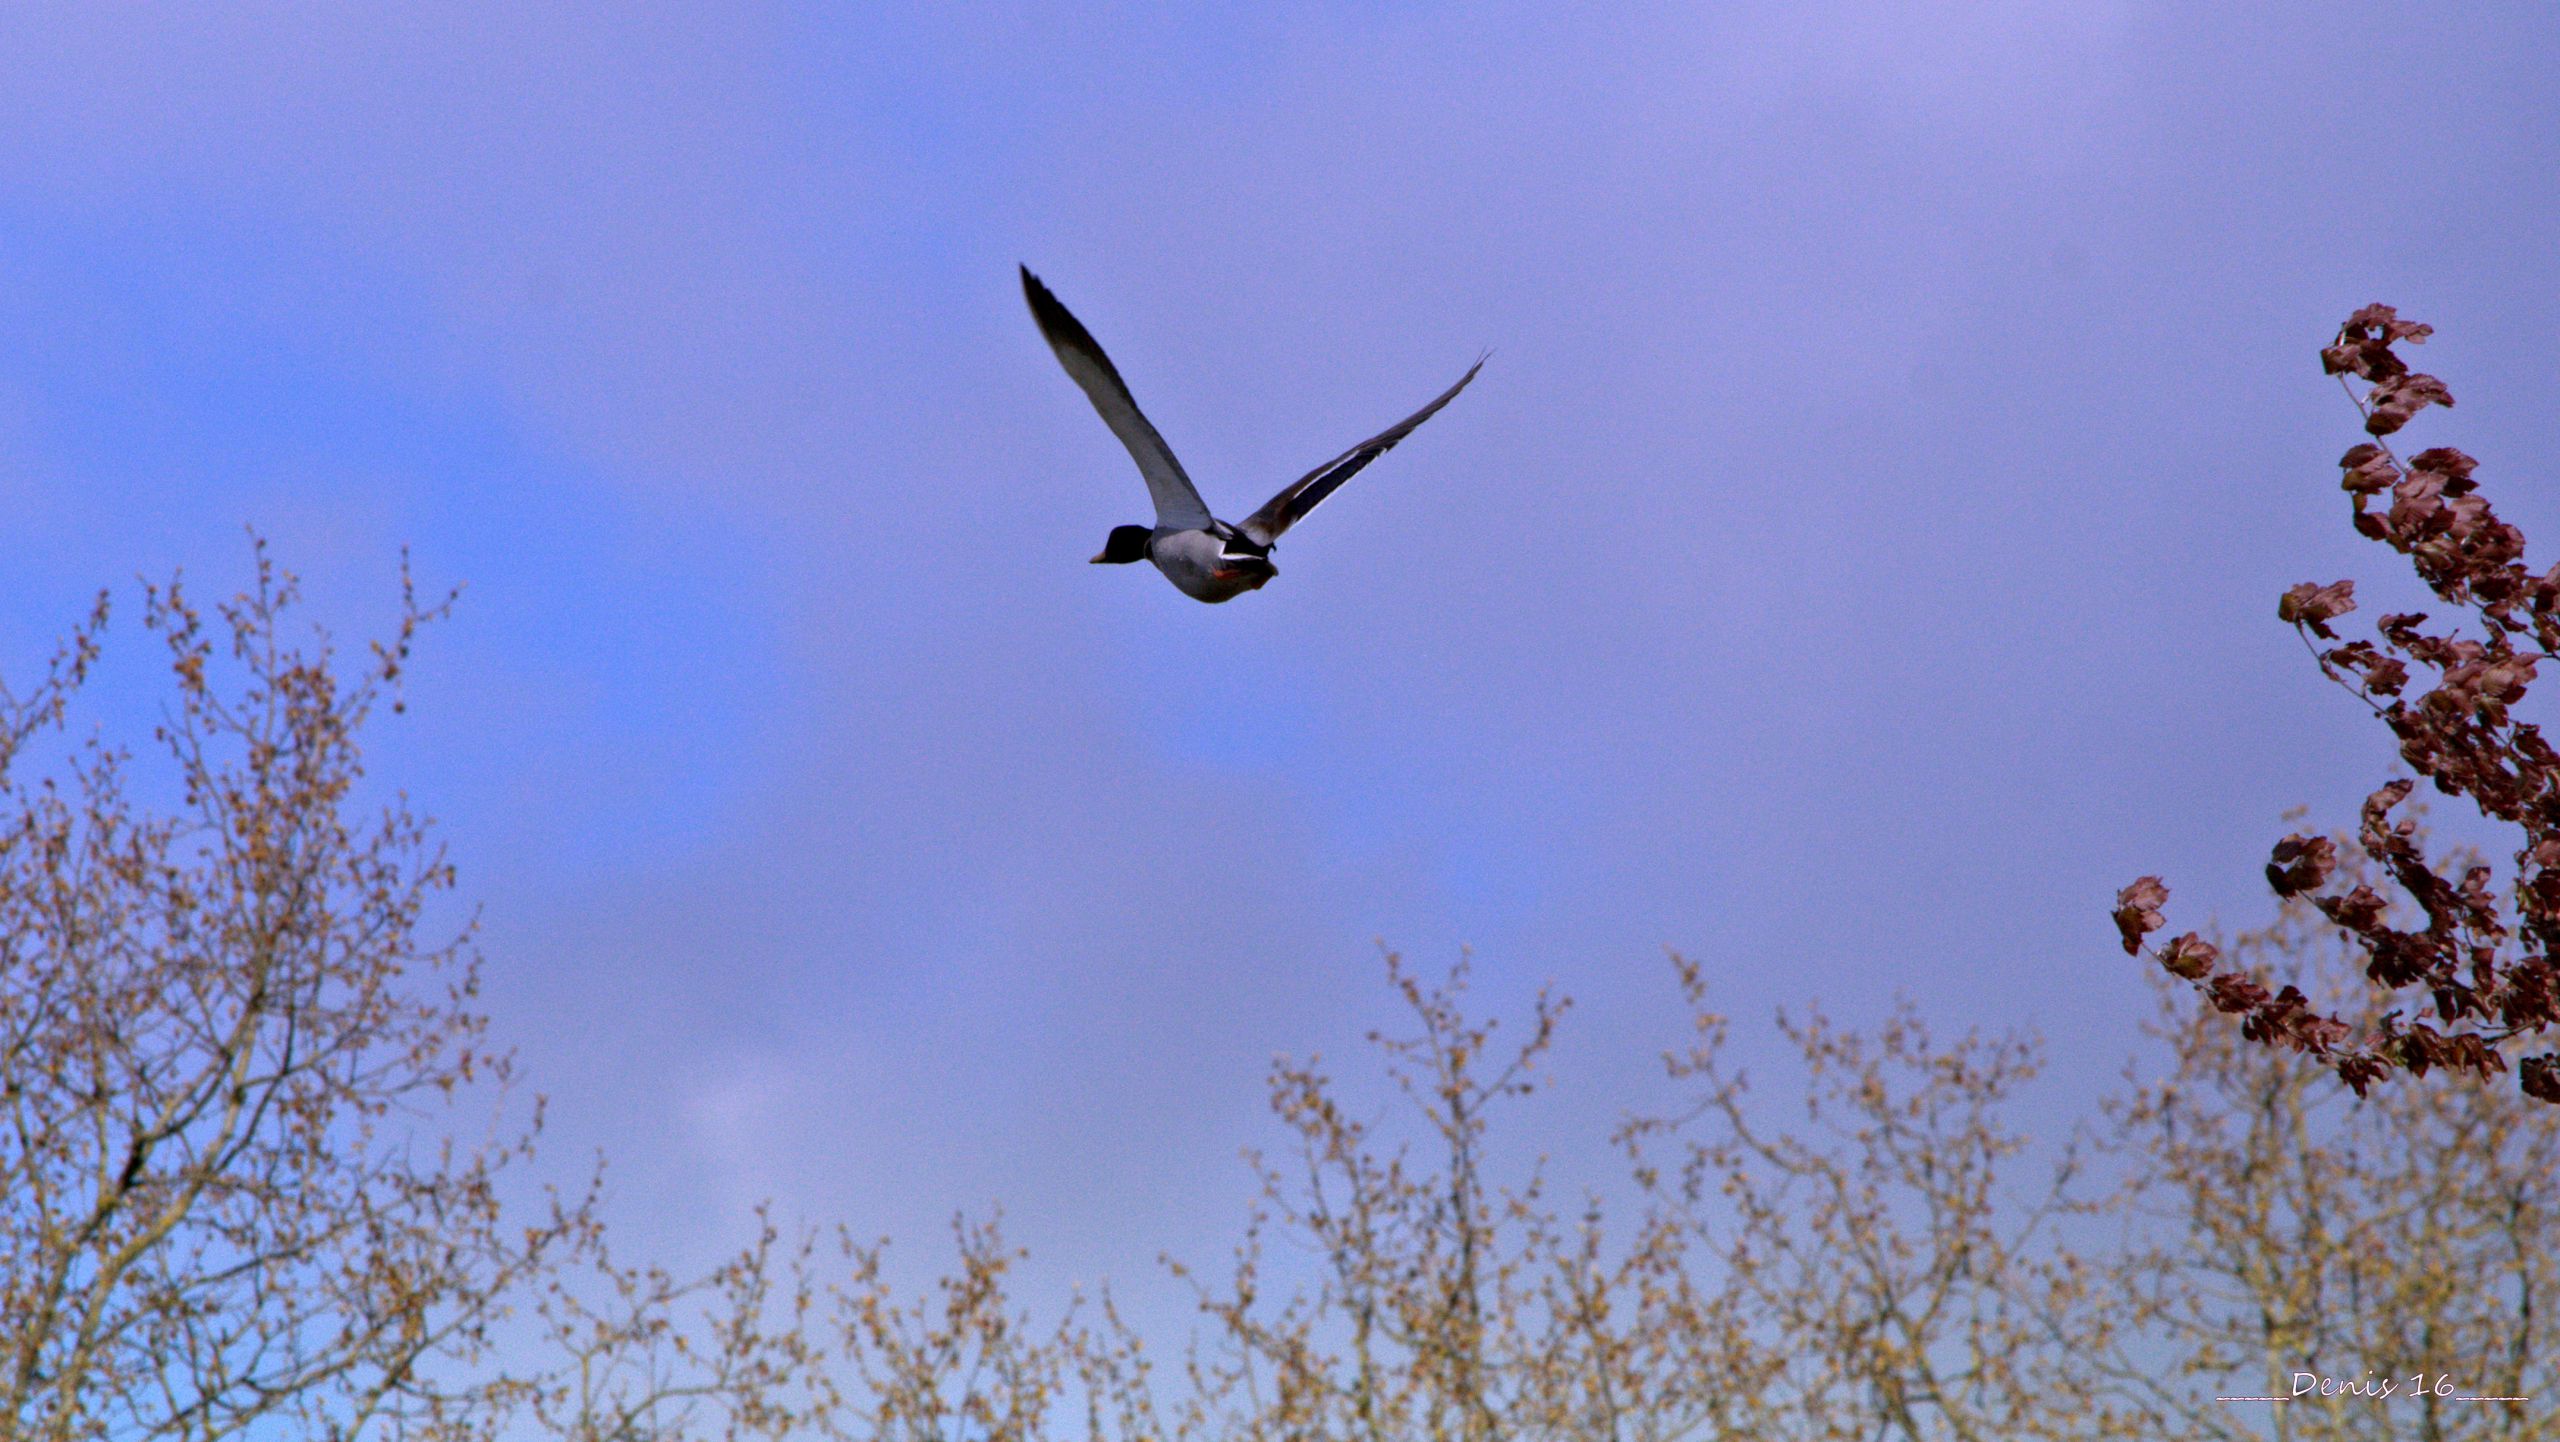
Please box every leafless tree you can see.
[0,545,581,1441]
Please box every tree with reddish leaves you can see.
[2117,305,2560,1103]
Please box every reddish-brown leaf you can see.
[2208,974,2269,1014]
[2265,833,2338,897]
[2114,876,2169,955]
[2158,932,2219,981]
[2279,579,2357,639]
[2520,1055,2560,1105]
[2339,443,2398,496]
[2366,372,2455,436]
[2409,446,2479,491]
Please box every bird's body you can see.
[1021,266,1481,604]
[1142,527,1276,604]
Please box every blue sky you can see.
[4,3,2556,1315]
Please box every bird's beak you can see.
[1089,550,1111,564]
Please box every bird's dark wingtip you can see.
[1019,266,1077,334]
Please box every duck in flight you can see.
[1022,266,1483,603]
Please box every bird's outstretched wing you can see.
[1239,356,1485,548]
[1021,267,1215,531]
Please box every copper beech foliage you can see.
[2117,305,2560,1102]
[2080,882,2558,1442]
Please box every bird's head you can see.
[1090,524,1154,564]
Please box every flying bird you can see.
[1022,266,1483,603]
